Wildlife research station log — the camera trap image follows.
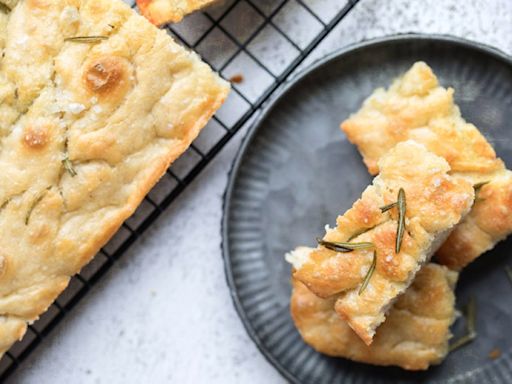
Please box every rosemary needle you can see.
[347,226,376,242]
[25,190,49,225]
[396,188,406,254]
[449,333,476,352]
[449,297,477,353]
[466,297,476,335]
[62,155,77,177]
[317,238,374,253]
[505,266,512,286]
[64,36,108,44]
[380,201,398,213]
[473,181,490,193]
[359,251,377,295]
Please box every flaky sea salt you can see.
[66,103,86,114]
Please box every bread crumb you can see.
[229,74,244,84]
[489,348,501,360]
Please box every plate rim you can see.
[220,33,512,383]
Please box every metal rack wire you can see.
[0,0,360,380]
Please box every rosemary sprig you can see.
[396,188,406,253]
[317,238,374,253]
[473,181,490,193]
[505,266,512,286]
[449,297,477,352]
[359,251,377,295]
[62,154,77,177]
[64,36,108,44]
[380,202,398,213]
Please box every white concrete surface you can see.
[9,0,512,383]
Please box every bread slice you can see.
[0,0,229,356]
[137,0,220,25]
[291,260,459,370]
[341,61,512,270]
[287,141,473,345]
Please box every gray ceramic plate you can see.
[222,34,512,384]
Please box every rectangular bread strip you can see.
[137,0,220,25]
[290,257,459,371]
[341,61,512,270]
[0,0,229,356]
[286,141,473,345]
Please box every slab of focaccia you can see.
[291,260,458,370]
[287,141,473,345]
[0,0,229,356]
[137,0,219,25]
[341,62,512,270]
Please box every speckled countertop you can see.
[9,1,512,383]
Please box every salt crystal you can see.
[66,103,85,114]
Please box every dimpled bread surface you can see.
[0,0,229,356]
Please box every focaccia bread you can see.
[341,62,512,270]
[286,141,473,345]
[0,0,229,356]
[137,0,220,25]
[291,261,459,370]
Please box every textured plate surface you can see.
[222,34,512,384]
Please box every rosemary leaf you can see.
[505,266,512,286]
[0,199,9,210]
[380,202,398,213]
[347,226,376,241]
[64,36,108,44]
[449,297,477,353]
[395,188,406,254]
[473,181,490,193]
[317,238,374,253]
[449,333,476,352]
[25,191,48,225]
[359,251,377,295]
[466,297,477,334]
[62,155,77,177]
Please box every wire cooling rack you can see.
[0,0,360,380]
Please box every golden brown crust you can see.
[291,263,458,370]
[0,0,229,356]
[341,62,512,270]
[288,141,473,345]
[137,0,219,25]
[341,62,503,176]
[436,171,512,269]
